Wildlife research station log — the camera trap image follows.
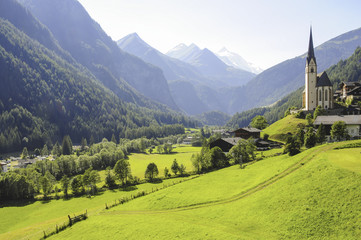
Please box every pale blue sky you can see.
[78,0,361,69]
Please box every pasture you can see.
[51,141,361,239]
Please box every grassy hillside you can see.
[262,114,307,143]
[0,177,193,240]
[49,140,361,239]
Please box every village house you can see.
[0,162,10,173]
[232,127,262,139]
[314,115,361,139]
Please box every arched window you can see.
[319,90,322,101]
[311,68,314,73]
[325,89,328,101]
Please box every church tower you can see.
[303,27,317,111]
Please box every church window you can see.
[319,90,322,101]
[325,89,328,101]
[311,68,314,73]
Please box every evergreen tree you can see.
[284,136,301,156]
[62,135,73,155]
[313,105,325,119]
[171,159,179,175]
[52,142,61,156]
[316,123,326,143]
[111,134,117,144]
[41,144,49,156]
[21,147,28,159]
[81,137,87,151]
[89,136,95,146]
[164,167,170,178]
[304,127,317,148]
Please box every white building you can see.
[314,115,361,138]
[302,28,333,111]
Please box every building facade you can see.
[303,28,333,111]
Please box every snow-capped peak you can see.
[216,47,263,74]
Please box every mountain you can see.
[166,44,256,87]
[216,47,263,74]
[18,0,178,110]
[228,27,361,114]
[227,46,361,129]
[166,43,202,63]
[0,0,197,153]
[117,33,204,85]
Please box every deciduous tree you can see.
[145,163,159,181]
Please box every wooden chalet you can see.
[232,127,261,139]
[209,138,242,152]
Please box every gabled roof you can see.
[316,72,332,87]
[233,127,262,133]
[341,81,360,87]
[307,27,316,64]
[221,137,242,146]
[348,86,361,95]
[314,115,361,125]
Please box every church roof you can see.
[316,72,332,87]
[307,27,316,64]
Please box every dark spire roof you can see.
[307,26,316,64]
[316,72,332,87]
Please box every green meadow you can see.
[129,145,200,178]
[50,140,361,239]
[0,176,193,240]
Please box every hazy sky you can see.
[77,0,361,69]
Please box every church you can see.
[302,28,333,111]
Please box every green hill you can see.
[262,115,307,143]
[48,141,361,239]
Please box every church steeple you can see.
[307,26,316,64]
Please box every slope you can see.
[227,46,361,129]
[18,0,178,110]
[0,5,196,153]
[51,141,361,239]
[228,27,361,114]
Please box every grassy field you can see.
[262,114,307,143]
[50,140,361,239]
[129,145,200,178]
[0,176,195,240]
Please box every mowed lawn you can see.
[128,145,201,178]
[51,142,361,240]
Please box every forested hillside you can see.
[0,1,197,153]
[18,0,178,110]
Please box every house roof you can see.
[314,115,361,125]
[341,81,360,87]
[316,72,332,87]
[233,127,262,133]
[348,86,361,95]
[221,137,242,146]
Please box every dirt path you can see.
[101,144,335,216]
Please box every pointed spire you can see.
[307,26,316,64]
